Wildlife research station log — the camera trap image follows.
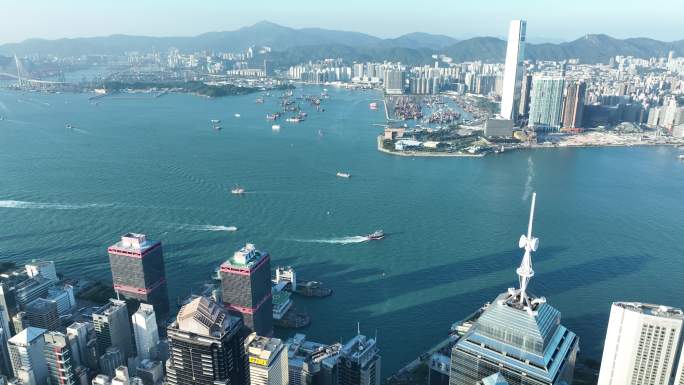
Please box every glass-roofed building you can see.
[449,193,579,385]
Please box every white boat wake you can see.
[179,224,238,232]
[288,236,369,244]
[0,200,108,210]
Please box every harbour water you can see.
[1,85,684,375]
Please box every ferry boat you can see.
[226,226,238,232]
[336,172,351,178]
[231,185,245,195]
[272,124,281,131]
[369,102,378,110]
[286,117,301,123]
[266,113,280,121]
[366,229,384,240]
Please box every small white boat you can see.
[211,119,220,124]
[226,226,238,232]
[234,113,241,118]
[336,172,351,178]
[272,124,281,131]
[679,155,684,160]
[231,185,245,194]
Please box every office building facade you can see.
[562,81,586,129]
[528,76,566,131]
[43,331,77,385]
[166,296,247,385]
[220,243,273,336]
[108,233,169,318]
[246,334,288,385]
[8,327,48,385]
[338,334,381,385]
[25,298,60,332]
[93,299,134,359]
[597,302,684,385]
[132,304,159,361]
[500,20,527,122]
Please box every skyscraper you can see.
[449,193,579,385]
[108,233,169,319]
[338,332,381,385]
[246,333,288,385]
[67,321,97,369]
[562,81,586,129]
[24,260,58,283]
[518,73,533,118]
[165,296,247,385]
[220,243,273,336]
[500,20,527,122]
[528,76,566,131]
[132,304,159,361]
[597,302,684,385]
[0,310,12,378]
[8,327,48,385]
[93,299,134,359]
[43,331,77,385]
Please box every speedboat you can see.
[234,113,241,118]
[336,172,351,178]
[231,185,245,195]
[366,230,384,240]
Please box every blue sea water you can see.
[1,85,683,375]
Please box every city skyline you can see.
[2,0,684,45]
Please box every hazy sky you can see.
[1,0,682,44]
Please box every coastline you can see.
[378,135,684,158]
[376,136,487,157]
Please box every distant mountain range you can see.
[1,21,682,66]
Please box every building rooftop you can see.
[175,296,236,337]
[341,334,378,367]
[247,334,284,363]
[93,299,127,317]
[8,326,46,346]
[221,243,269,271]
[25,297,57,313]
[613,301,684,319]
[108,233,160,256]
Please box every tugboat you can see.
[366,229,384,240]
[231,185,245,195]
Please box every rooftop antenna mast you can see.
[516,192,538,308]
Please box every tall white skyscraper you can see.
[598,302,684,385]
[500,20,527,122]
[132,303,159,360]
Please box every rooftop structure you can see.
[339,331,381,385]
[246,333,288,385]
[449,193,579,385]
